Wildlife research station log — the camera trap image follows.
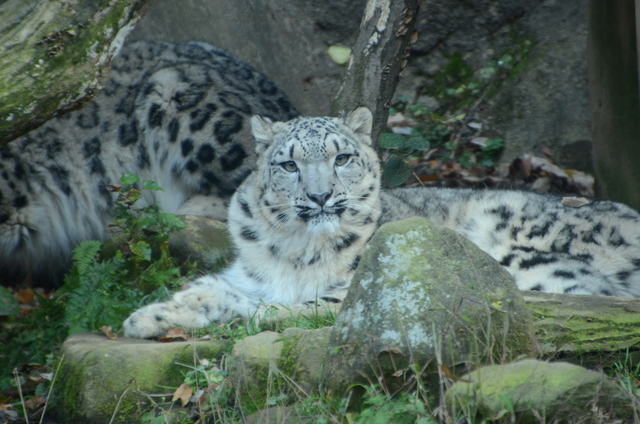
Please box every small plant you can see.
[61,174,188,334]
[380,40,531,188]
[0,175,190,404]
[355,386,435,424]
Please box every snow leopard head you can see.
[249,107,381,234]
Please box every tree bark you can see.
[332,0,419,145]
[0,0,150,144]
[523,292,640,363]
[588,0,640,210]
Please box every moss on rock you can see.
[325,217,536,393]
[445,359,634,422]
[0,0,150,144]
[51,333,225,423]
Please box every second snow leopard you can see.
[123,107,640,338]
[0,41,297,285]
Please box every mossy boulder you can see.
[168,215,234,272]
[228,327,332,412]
[325,217,536,392]
[445,359,634,422]
[51,333,225,423]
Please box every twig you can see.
[38,353,65,424]
[13,368,29,424]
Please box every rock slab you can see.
[51,333,225,424]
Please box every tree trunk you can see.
[523,292,640,363]
[0,0,150,144]
[332,0,419,145]
[588,0,640,210]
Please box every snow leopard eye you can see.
[280,160,298,172]
[334,154,351,167]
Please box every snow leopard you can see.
[123,106,640,338]
[0,41,297,286]
[123,107,380,337]
[1,40,638,339]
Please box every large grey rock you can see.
[325,217,535,392]
[127,0,589,170]
[401,0,590,167]
[51,333,225,424]
[128,0,366,115]
[445,359,633,423]
[101,215,234,273]
[479,1,590,166]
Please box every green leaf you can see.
[405,136,430,151]
[482,137,504,152]
[143,180,163,191]
[480,158,495,168]
[130,240,152,261]
[120,174,140,186]
[378,133,407,150]
[0,286,19,317]
[159,213,186,231]
[382,155,412,188]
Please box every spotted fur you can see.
[123,108,380,337]
[124,102,640,338]
[381,188,640,296]
[0,41,297,285]
[1,41,638,338]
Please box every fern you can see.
[60,176,188,334]
[61,240,102,292]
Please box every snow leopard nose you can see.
[307,190,333,206]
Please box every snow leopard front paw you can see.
[123,303,175,338]
[123,299,214,339]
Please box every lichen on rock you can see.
[325,217,536,392]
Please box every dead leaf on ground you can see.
[100,326,117,340]
[172,383,193,407]
[159,328,188,342]
[16,289,35,305]
[561,196,591,208]
[24,396,45,410]
[392,369,405,377]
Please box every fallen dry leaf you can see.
[16,289,35,305]
[159,328,188,342]
[392,369,405,377]
[100,325,117,340]
[172,383,193,407]
[561,196,591,208]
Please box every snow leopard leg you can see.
[123,275,260,338]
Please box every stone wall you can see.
[127,0,366,115]
[128,0,591,169]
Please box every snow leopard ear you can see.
[250,115,274,154]
[344,107,373,145]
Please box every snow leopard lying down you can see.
[123,106,640,338]
[0,41,297,286]
[0,42,637,338]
